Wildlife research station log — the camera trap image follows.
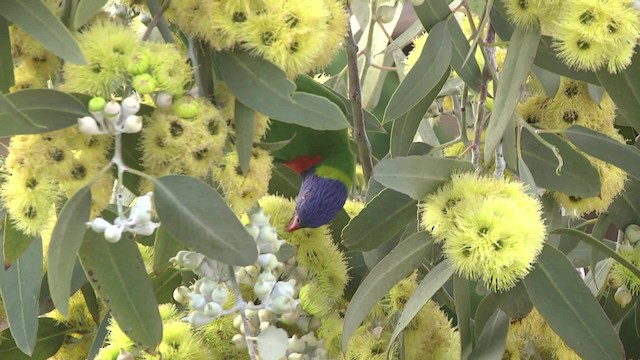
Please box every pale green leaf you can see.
[455,275,473,359]
[0,17,13,93]
[217,50,348,130]
[47,185,91,317]
[523,245,624,360]
[484,25,541,163]
[78,230,162,352]
[387,261,454,354]
[234,99,255,175]
[373,155,474,199]
[87,313,110,360]
[468,308,509,360]
[342,189,417,251]
[72,0,108,29]
[0,237,42,356]
[3,215,35,268]
[153,175,258,266]
[0,0,86,64]
[342,232,433,352]
[384,21,451,121]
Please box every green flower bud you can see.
[615,286,633,307]
[625,224,640,245]
[88,96,106,112]
[126,51,150,75]
[376,5,395,23]
[132,73,157,95]
[173,96,201,119]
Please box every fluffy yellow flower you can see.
[1,171,59,236]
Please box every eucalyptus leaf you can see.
[381,20,424,55]
[268,164,301,199]
[484,25,541,163]
[373,155,474,200]
[596,50,640,131]
[152,225,182,275]
[72,0,108,29]
[3,215,35,268]
[47,185,91,317]
[473,293,499,341]
[523,245,624,360]
[153,175,258,266]
[455,275,473,359]
[0,237,42,356]
[78,230,162,353]
[386,261,455,355]
[234,99,255,175]
[217,50,348,130]
[0,318,69,360]
[468,308,509,360]
[341,232,433,352]
[342,189,417,251]
[495,281,532,319]
[587,83,605,105]
[521,129,601,197]
[384,21,452,121]
[564,125,640,181]
[608,178,640,230]
[0,0,86,64]
[0,17,13,93]
[531,65,560,97]
[390,70,449,157]
[87,313,110,360]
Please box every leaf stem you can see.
[520,118,564,174]
[346,21,375,183]
[227,265,258,360]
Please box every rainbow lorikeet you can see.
[266,121,355,232]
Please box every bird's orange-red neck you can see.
[283,155,323,174]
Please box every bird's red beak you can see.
[286,214,302,232]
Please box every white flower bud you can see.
[287,353,304,360]
[171,250,205,270]
[258,309,275,323]
[182,311,213,328]
[300,333,319,347]
[103,100,121,124]
[233,314,242,329]
[254,281,275,300]
[288,335,306,353]
[121,95,141,118]
[257,226,279,253]
[128,221,159,236]
[376,5,395,23]
[188,293,207,310]
[259,321,271,332]
[210,283,229,304]
[250,210,271,227]
[127,192,153,225]
[231,334,246,349]
[121,115,143,133]
[117,348,135,360]
[625,224,640,245]
[257,253,279,270]
[271,279,296,299]
[278,306,299,323]
[173,286,190,304]
[245,224,260,240]
[619,241,634,253]
[78,116,104,135]
[154,92,173,109]
[203,301,223,317]
[270,295,295,315]
[245,265,260,279]
[615,286,633,307]
[104,224,123,243]
[86,217,111,233]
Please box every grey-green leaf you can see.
[234,99,255,175]
[384,21,452,121]
[484,25,541,164]
[596,51,640,131]
[609,178,640,230]
[47,185,91,317]
[373,155,474,200]
[341,232,433,352]
[0,237,42,356]
[152,225,182,275]
[78,230,162,352]
[468,308,509,360]
[521,129,601,197]
[153,175,258,266]
[0,17,13,93]
[531,65,560,97]
[217,50,348,130]
[523,245,624,360]
[0,0,86,64]
[387,261,454,354]
[342,189,417,251]
[564,125,640,181]
[0,318,69,360]
[390,70,449,157]
[72,0,108,29]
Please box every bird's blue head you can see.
[286,170,349,232]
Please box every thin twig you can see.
[143,0,173,43]
[227,265,258,360]
[471,26,495,169]
[358,0,378,87]
[346,22,375,183]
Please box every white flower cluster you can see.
[86,192,159,243]
[78,95,143,135]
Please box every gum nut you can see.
[607,273,624,288]
[203,301,223,317]
[615,286,633,307]
[258,309,275,323]
[173,96,200,119]
[210,284,229,304]
[173,286,190,304]
[121,95,141,116]
[245,224,260,239]
[87,217,110,233]
[103,100,121,119]
[154,92,173,109]
[288,335,306,353]
[376,5,395,23]
[619,241,634,253]
[122,115,143,133]
[232,334,247,349]
[183,311,213,328]
[88,96,107,112]
[117,349,135,360]
[104,224,122,243]
[625,224,640,245]
[188,293,208,310]
[78,116,102,135]
[132,74,157,95]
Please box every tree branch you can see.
[471,25,496,169]
[345,22,374,183]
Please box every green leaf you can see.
[152,268,182,304]
[384,21,452,121]
[386,261,454,354]
[0,89,90,136]
[551,228,640,281]
[342,189,417,251]
[341,232,433,352]
[373,155,474,200]
[152,225,182,275]
[523,245,624,360]
[596,50,640,131]
[517,156,538,198]
[47,185,91,317]
[484,25,541,163]
[3,215,35,268]
[413,0,482,91]
[268,164,301,199]
[609,178,640,230]
[153,175,258,266]
[587,83,605,105]
[0,17,14,93]
[564,125,640,181]
[81,282,100,324]
[38,261,87,315]
[0,0,86,64]
[234,99,255,175]
[217,50,348,130]
[494,281,532,319]
[121,130,144,192]
[0,317,69,360]
[255,134,296,152]
[454,275,473,359]
[531,64,560,97]
[521,129,601,197]
[389,70,449,157]
[78,230,162,353]
[0,237,42,356]
[87,313,110,360]
[468,308,509,360]
[294,75,384,133]
[473,293,499,341]
[71,0,108,29]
